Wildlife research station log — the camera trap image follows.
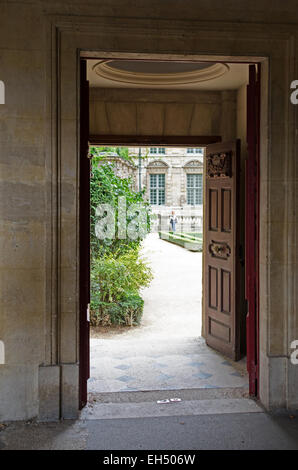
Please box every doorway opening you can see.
[79,57,260,410]
[87,143,248,398]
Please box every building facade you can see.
[131,147,204,232]
[100,147,204,232]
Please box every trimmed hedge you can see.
[90,291,144,327]
[159,231,202,252]
[90,249,152,327]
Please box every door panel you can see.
[209,189,218,230]
[221,189,231,232]
[79,59,90,409]
[204,140,241,360]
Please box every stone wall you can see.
[89,88,236,141]
[0,2,46,421]
[97,154,137,185]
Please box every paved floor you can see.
[89,233,248,394]
[1,409,298,450]
[85,412,298,450]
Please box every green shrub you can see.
[90,249,152,326]
[90,291,144,327]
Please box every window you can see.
[150,147,166,154]
[187,174,203,205]
[150,174,165,205]
[187,148,203,154]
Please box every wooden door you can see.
[79,59,90,409]
[204,140,241,360]
[246,64,260,396]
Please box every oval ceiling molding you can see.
[93,60,229,86]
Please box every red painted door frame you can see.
[79,59,90,409]
[78,58,261,406]
[246,64,260,397]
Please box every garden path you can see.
[131,232,202,339]
[88,233,248,394]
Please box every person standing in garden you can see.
[169,211,178,232]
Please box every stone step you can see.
[80,388,261,420]
[80,398,262,421]
[87,386,249,403]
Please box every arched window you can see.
[147,160,168,205]
[183,160,203,205]
[187,174,203,205]
[150,174,165,205]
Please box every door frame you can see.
[79,59,90,409]
[246,64,261,397]
[49,18,284,415]
[89,135,222,146]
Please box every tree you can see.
[90,151,151,259]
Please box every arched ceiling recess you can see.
[92,60,229,87]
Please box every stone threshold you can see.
[81,395,261,421]
[87,386,249,404]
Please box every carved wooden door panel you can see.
[204,141,241,360]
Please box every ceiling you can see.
[87,59,249,91]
